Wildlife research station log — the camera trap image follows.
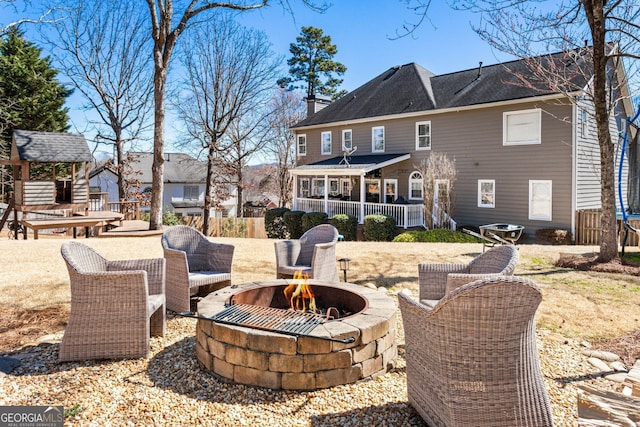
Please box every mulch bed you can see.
[0,305,68,352]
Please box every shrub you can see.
[221,216,247,238]
[265,207,290,239]
[162,209,184,226]
[331,214,358,241]
[392,229,481,243]
[363,214,397,241]
[301,211,328,232]
[283,210,305,239]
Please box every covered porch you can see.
[291,153,426,229]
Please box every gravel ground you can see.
[0,298,625,427]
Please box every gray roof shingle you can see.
[12,130,92,162]
[294,51,591,128]
[128,152,207,184]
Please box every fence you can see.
[575,209,640,246]
[183,216,266,239]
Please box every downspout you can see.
[292,173,297,210]
[571,102,577,242]
[360,174,365,224]
[324,174,329,215]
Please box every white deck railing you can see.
[295,198,425,229]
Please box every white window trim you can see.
[342,129,353,150]
[340,178,352,197]
[434,179,449,207]
[321,131,332,155]
[409,171,423,201]
[529,180,553,221]
[297,134,307,157]
[383,179,398,204]
[300,178,310,197]
[477,179,495,208]
[184,185,199,200]
[312,177,326,197]
[415,120,431,151]
[372,126,385,153]
[328,178,340,196]
[503,108,541,145]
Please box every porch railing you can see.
[295,197,425,229]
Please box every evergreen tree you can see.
[277,26,347,100]
[0,27,72,157]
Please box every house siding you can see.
[297,99,577,236]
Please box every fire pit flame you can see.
[284,271,317,313]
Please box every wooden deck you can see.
[21,211,124,240]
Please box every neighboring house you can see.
[290,50,636,239]
[89,152,237,217]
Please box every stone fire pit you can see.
[195,279,397,390]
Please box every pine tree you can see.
[277,26,347,100]
[0,28,72,157]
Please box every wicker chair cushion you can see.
[148,294,166,314]
[188,271,232,288]
[278,265,312,276]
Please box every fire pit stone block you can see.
[195,280,398,390]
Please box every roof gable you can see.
[12,130,92,162]
[128,152,207,184]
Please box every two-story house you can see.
[89,152,237,217]
[290,50,635,240]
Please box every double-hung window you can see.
[503,109,541,145]
[312,178,325,197]
[300,178,310,197]
[372,126,385,152]
[297,134,307,156]
[416,121,431,150]
[409,171,423,200]
[342,129,353,151]
[529,180,552,220]
[321,131,332,155]
[184,185,199,200]
[478,179,495,208]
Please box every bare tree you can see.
[442,1,639,261]
[45,0,153,202]
[265,89,306,208]
[416,152,457,229]
[144,0,326,230]
[174,15,279,234]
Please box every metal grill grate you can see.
[210,304,325,336]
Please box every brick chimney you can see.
[306,94,331,117]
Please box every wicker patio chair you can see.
[59,241,166,362]
[275,224,340,282]
[398,276,553,427]
[161,225,234,313]
[418,244,518,308]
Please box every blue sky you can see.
[237,1,514,92]
[3,2,514,155]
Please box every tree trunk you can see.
[203,143,215,236]
[585,3,618,262]
[149,54,166,230]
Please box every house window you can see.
[529,180,552,220]
[384,179,398,204]
[297,134,307,156]
[184,185,199,200]
[340,179,352,197]
[342,129,353,150]
[312,178,325,197]
[300,178,310,197]
[478,179,495,208]
[580,109,589,138]
[321,131,332,155]
[416,121,431,150]
[409,171,423,200]
[435,179,450,210]
[372,126,385,152]
[329,178,339,196]
[365,179,380,202]
[503,109,541,145]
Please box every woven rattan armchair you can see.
[398,276,553,427]
[418,244,518,308]
[59,241,166,362]
[275,224,339,282]
[161,225,234,313]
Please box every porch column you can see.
[359,174,365,224]
[292,175,298,210]
[324,174,329,215]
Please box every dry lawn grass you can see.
[1,234,640,351]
